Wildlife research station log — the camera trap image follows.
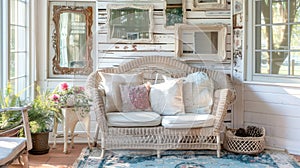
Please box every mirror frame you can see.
[193,0,227,10]
[51,5,93,75]
[175,24,227,61]
[106,4,154,43]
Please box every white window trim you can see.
[1,0,9,88]
[246,0,300,84]
[1,0,35,101]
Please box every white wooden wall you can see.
[244,83,300,155]
[96,0,232,70]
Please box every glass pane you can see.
[17,1,26,26]
[17,26,26,51]
[272,25,288,50]
[290,24,300,50]
[255,51,270,74]
[10,26,16,51]
[9,53,16,78]
[16,53,27,77]
[272,52,289,75]
[255,0,270,24]
[290,52,300,76]
[10,0,17,25]
[166,7,183,26]
[272,0,288,24]
[109,7,150,40]
[194,32,218,54]
[290,0,300,23]
[59,12,86,68]
[10,52,27,79]
[255,26,269,50]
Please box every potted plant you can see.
[51,82,91,116]
[27,86,62,155]
[0,82,27,136]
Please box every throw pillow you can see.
[99,72,144,112]
[163,72,214,114]
[119,84,152,112]
[150,78,185,115]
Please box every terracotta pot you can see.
[29,131,50,155]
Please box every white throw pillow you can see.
[150,78,185,115]
[99,72,144,112]
[164,72,214,114]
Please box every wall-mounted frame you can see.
[107,4,154,43]
[175,24,227,61]
[193,0,227,10]
[164,0,186,28]
[48,2,95,77]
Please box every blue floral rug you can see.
[74,148,300,168]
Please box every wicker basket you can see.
[223,127,265,155]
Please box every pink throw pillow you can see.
[120,84,152,112]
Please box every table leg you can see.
[63,111,69,154]
[52,118,58,149]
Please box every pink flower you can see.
[73,86,85,94]
[60,82,69,91]
[79,86,85,92]
[50,94,60,102]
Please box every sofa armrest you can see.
[86,70,108,133]
[212,89,232,133]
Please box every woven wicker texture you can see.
[224,127,265,155]
[86,56,236,158]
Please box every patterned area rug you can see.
[74,148,300,168]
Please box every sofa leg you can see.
[217,134,221,158]
[157,150,161,158]
[100,149,105,159]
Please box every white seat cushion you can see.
[0,137,26,165]
[107,112,161,127]
[161,113,215,128]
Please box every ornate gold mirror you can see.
[51,5,93,75]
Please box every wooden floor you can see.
[9,143,300,168]
[9,143,88,168]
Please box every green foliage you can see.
[0,82,27,130]
[28,86,62,133]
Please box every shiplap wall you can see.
[244,83,300,155]
[96,0,232,71]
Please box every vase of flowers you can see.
[50,82,91,116]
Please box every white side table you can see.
[53,107,91,153]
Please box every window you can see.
[248,0,300,82]
[1,0,32,101]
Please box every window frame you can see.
[246,0,300,83]
[0,0,34,102]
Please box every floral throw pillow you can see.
[119,84,152,112]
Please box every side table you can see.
[52,107,91,153]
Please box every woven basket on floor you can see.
[223,127,265,155]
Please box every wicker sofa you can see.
[86,56,236,158]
